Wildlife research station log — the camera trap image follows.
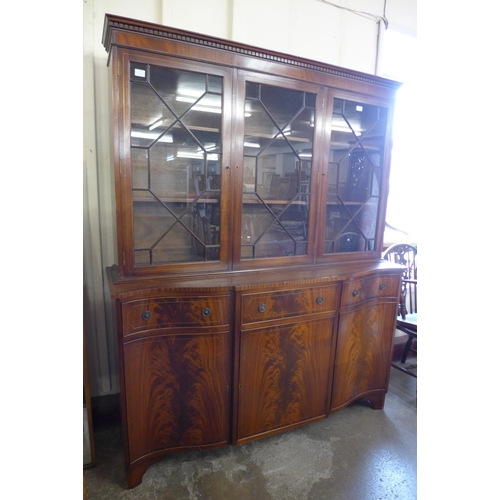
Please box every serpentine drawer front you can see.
[340,275,400,307]
[122,295,231,336]
[240,284,339,325]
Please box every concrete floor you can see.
[84,367,416,500]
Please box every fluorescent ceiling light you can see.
[192,106,222,114]
[244,142,260,148]
[309,118,361,136]
[176,96,198,103]
[331,117,362,136]
[177,151,219,161]
[177,152,202,159]
[176,95,222,113]
[331,125,362,136]
[148,118,165,130]
[131,131,173,142]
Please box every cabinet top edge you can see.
[106,261,404,297]
[102,13,402,90]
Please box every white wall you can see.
[83,0,417,397]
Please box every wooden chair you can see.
[382,243,417,377]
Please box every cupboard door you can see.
[321,96,390,256]
[236,318,334,443]
[234,73,326,265]
[122,54,233,274]
[331,300,397,411]
[123,332,230,463]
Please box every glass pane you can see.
[323,99,387,254]
[241,82,314,259]
[130,63,223,266]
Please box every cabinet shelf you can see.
[133,196,219,204]
[326,200,377,206]
[242,198,307,205]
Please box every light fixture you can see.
[175,95,222,113]
[331,118,362,136]
[331,125,362,136]
[244,142,260,148]
[177,151,203,159]
[177,151,219,161]
[148,118,165,130]
[131,131,173,142]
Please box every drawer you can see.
[122,295,231,335]
[341,275,400,307]
[240,284,339,325]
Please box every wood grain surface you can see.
[331,301,398,410]
[124,333,230,463]
[237,318,334,440]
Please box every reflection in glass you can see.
[129,63,223,265]
[324,99,387,254]
[241,82,315,259]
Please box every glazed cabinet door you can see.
[232,72,327,267]
[236,318,335,443]
[330,274,400,411]
[116,51,234,277]
[317,92,393,258]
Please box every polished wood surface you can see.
[331,300,398,410]
[123,332,230,463]
[240,284,339,324]
[122,294,231,336]
[237,318,334,442]
[102,14,404,489]
[340,275,400,307]
[331,273,400,411]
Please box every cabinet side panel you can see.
[123,333,230,463]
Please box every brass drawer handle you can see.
[352,290,359,297]
[379,283,386,290]
[202,307,212,317]
[258,303,267,313]
[316,296,324,304]
[142,311,152,321]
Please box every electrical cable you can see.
[318,0,388,28]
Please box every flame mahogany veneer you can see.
[103,14,404,489]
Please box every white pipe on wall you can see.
[375,17,387,76]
